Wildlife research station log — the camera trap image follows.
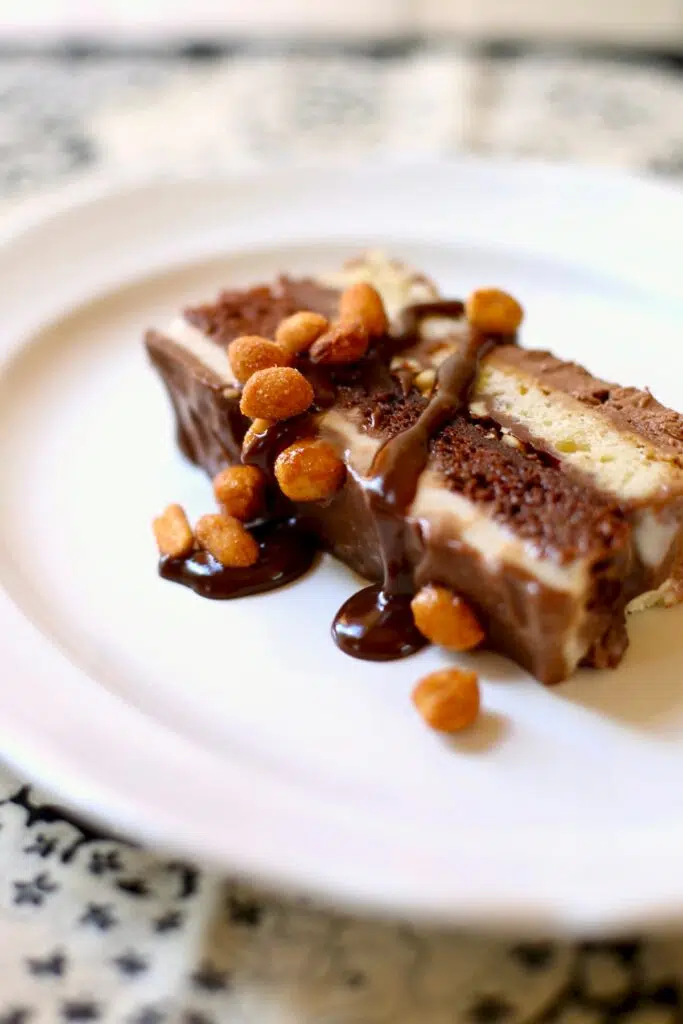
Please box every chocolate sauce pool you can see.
[332,584,427,661]
[160,518,317,598]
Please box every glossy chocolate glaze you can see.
[332,323,500,661]
[160,518,317,598]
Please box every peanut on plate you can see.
[195,513,259,568]
[412,668,480,732]
[153,504,194,560]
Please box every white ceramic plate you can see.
[3,161,683,935]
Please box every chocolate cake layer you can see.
[146,254,683,683]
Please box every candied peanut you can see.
[228,335,291,384]
[195,513,259,568]
[390,355,420,373]
[213,465,266,522]
[275,311,329,356]
[411,584,484,651]
[152,503,194,559]
[465,288,523,335]
[239,366,314,421]
[414,368,436,396]
[412,668,480,733]
[339,282,388,337]
[309,320,369,365]
[274,438,346,502]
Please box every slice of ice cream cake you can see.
[146,252,683,683]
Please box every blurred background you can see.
[2,1,683,46]
[1,2,683,202]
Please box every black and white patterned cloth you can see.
[2,44,683,1021]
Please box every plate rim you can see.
[3,157,683,936]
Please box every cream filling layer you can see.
[165,317,235,384]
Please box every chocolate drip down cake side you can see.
[147,252,683,729]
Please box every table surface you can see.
[2,43,683,1024]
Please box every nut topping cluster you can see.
[153,463,269,570]
[154,501,260,569]
[229,282,392,504]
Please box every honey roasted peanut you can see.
[414,368,436,396]
[275,311,329,356]
[309,320,369,365]
[239,366,314,420]
[411,583,484,651]
[339,282,388,337]
[213,465,266,522]
[274,439,346,502]
[412,668,481,732]
[195,512,259,568]
[465,287,523,336]
[228,335,291,384]
[152,504,194,560]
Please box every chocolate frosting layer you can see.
[146,331,247,475]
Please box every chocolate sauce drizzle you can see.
[332,326,500,661]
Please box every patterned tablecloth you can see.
[2,43,683,1023]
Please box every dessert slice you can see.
[146,254,683,684]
